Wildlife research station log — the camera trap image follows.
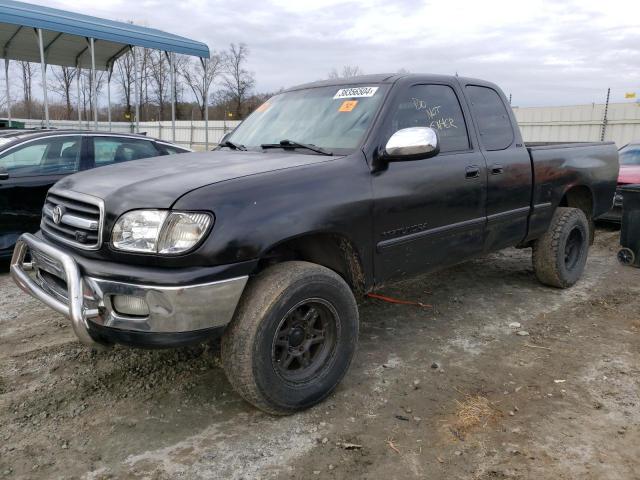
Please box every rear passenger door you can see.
[90,136,161,168]
[464,84,532,252]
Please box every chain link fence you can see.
[14,119,243,151]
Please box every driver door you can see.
[371,83,487,282]
[0,136,83,256]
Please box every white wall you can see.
[15,103,640,150]
[513,102,640,147]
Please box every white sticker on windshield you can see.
[333,86,378,99]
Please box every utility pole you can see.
[600,87,610,141]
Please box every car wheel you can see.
[221,261,359,415]
[532,207,590,288]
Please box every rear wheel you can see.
[532,207,590,288]
[221,261,359,415]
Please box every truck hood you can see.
[55,150,337,211]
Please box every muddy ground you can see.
[1,227,638,480]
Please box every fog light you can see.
[112,295,150,316]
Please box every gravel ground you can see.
[0,227,638,479]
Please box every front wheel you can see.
[532,207,590,288]
[221,261,359,415]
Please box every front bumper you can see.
[10,233,248,348]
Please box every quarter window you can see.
[466,85,514,151]
[387,84,470,153]
[160,144,189,155]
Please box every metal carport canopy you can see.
[0,0,212,147]
[0,0,210,69]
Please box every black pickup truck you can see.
[11,74,618,414]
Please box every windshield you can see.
[619,144,640,166]
[227,84,388,153]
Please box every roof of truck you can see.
[286,73,496,92]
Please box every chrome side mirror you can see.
[384,127,439,161]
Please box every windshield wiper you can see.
[218,140,247,151]
[260,139,333,156]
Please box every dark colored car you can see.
[0,130,190,258]
[11,74,619,414]
[600,142,640,222]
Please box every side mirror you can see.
[0,167,9,181]
[384,127,440,161]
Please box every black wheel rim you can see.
[618,248,634,265]
[271,298,339,384]
[564,227,584,271]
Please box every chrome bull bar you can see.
[10,233,103,348]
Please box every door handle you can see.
[491,164,504,175]
[465,165,480,179]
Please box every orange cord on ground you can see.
[366,292,432,308]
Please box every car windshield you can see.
[227,84,388,153]
[619,144,640,166]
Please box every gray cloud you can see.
[29,0,640,106]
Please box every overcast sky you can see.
[28,0,640,106]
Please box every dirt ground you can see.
[1,227,638,480]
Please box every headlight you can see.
[112,210,212,254]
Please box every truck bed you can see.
[524,141,619,242]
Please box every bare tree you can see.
[19,61,37,118]
[149,50,170,120]
[138,48,153,121]
[50,66,76,119]
[114,50,135,121]
[221,43,255,119]
[79,69,105,122]
[182,53,222,119]
[328,65,364,79]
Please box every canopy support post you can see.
[166,51,176,143]
[201,57,209,150]
[37,28,49,128]
[4,59,10,125]
[107,63,112,131]
[90,37,97,129]
[76,64,82,127]
[132,46,139,133]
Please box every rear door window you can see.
[386,84,470,153]
[465,85,514,151]
[0,136,81,177]
[93,137,160,167]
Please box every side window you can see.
[160,144,188,155]
[387,84,470,153]
[93,137,159,167]
[0,136,81,177]
[465,86,514,151]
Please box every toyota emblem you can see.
[52,205,64,224]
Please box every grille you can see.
[41,190,104,250]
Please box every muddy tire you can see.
[221,261,359,415]
[532,207,590,288]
